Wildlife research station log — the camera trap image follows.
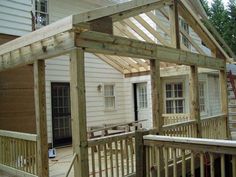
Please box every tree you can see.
[209,0,229,40]
[226,0,236,52]
[201,0,211,16]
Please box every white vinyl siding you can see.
[0,0,32,36]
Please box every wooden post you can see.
[219,68,231,139]
[34,60,49,177]
[135,130,148,177]
[189,65,202,138]
[70,48,89,177]
[169,0,180,49]
[150,59,163,134]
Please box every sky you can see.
[207,0,229,7]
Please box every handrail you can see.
[0,129,37,141]
[88,119,147,133]
[144,135,236,154]
[162,120,197,130]
[201,114,226,122]
[88,132,135,147]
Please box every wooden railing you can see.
[140,135,236,177]
[163,114,190,125]
[162,114,228,139]
[201,114,228,139]
[162,120,197,138]
[0,130,38,177]
[88,132,136,177]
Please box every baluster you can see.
[164,147,168,177]
[182,149,186,177]
[232,155,236,177]
[109,142,114,177]
[98,145,102,177]
[125,139,129,175]
[200,153,204,177]
[221,154,225,177]
[130,138,134,173]
[120,140,124,177]
[91,147,96,177]
[191,152,195,177]
[104,143,108,177]
[210,153,215,177]
[173,148,177,177]
[146,146,150,177]
[115,141,119,177]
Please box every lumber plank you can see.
[33,60,49,177]
[76,31,226,70]
[70,48,89,177]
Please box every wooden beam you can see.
[151,60,163,134]
[178,1,229,59]
[73,0,172,24]
[33,60,49,177]
[0,32,75,72]
[76,31,226,70]
[0,16,73,56]
[70,48,89,177]
[123,18,155,43]
[145,11,170,36]
[189,65,202,138]
[89,17,113,34]
[169,0,180,49]
[133,15,171,46]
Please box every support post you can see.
[189,65,202,138]
[150,59,163,134]
[34,60,49,177]
[219,68,231,139]
[135,130,148,177]
[70,48,89,177]
[169,0,180,49]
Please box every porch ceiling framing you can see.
[0,0,230,74]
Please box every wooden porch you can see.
[0,0,235,176]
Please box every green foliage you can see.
[205,0,236,54]
[226,0,236,52]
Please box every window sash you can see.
[199,82,206,113]
[104,85,115,110]
[165,82,184,114]
[137,83,148,109]
[35,0,49,27]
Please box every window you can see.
[104,84,115,110]
[199,82,206,113]
[180,19,190,49]
[165,82,184,113]
[137,83,148,109]
[35,0,49,28]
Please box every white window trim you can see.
[163,79,186,114]
[103,83,116,112]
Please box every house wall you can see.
[0,0,32,36]
[0,65,35,133]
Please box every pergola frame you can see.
[0,0,230,176]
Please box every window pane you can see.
[199,82,205,113]
[138,83,148,109]
[175,100,184,113]
[166,100,174,113]
[166,84,172,98]
[104,85,115,110]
